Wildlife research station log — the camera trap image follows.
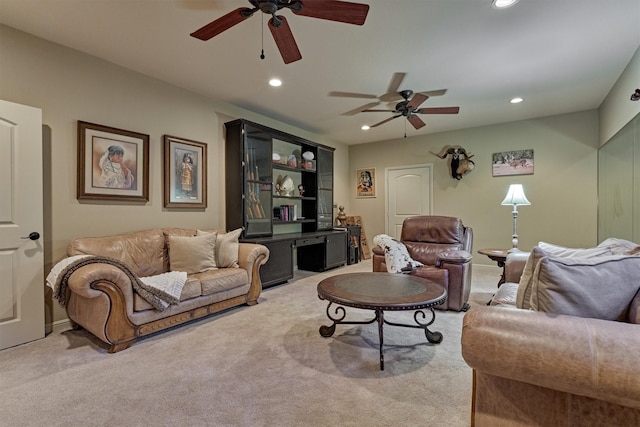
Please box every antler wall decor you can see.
[432,145,475,180]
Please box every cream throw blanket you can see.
[47,255,187,311]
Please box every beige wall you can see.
[349,110,600,265]
[600,44,640,145]
[0,23,634,324]
[0,25,348,324]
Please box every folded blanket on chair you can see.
[47,255,187,311]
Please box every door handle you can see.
[21,232,40,241]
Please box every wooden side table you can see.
[478,248,509,287]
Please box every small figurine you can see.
[336,205,347,226]
[298,184,305,196]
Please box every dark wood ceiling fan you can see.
[364,90,460,130]
[329,72,448,115]
[190,0,370,64]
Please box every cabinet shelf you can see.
[273,195,316,201]
[273,219,315,225]
[273,163,316,173]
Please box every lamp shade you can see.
[501,184,531,206]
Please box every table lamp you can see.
[501,184,530,250]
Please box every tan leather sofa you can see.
[372,216,473,311]
[62,227,269,353]
[462,250,640,426]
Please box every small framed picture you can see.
[77,121,149,201]
[356,167,376,198]
[163,135,207,208]
[492,149,534,177]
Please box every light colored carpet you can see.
[0,260,499,427]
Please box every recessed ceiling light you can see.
[510,97,524,104]
[361,125,370,131]
[492,0,519,9]
[269,78,282,87]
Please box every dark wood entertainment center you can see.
[225,119,347,287]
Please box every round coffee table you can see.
[317,272,447,370]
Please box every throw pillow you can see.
[597,237,640,255]
[537,241,612,258]
[168,232,217,274]
[529,254,640,321]
[198,228,242,268]
[516,244,612,309]
[373,234,423,273]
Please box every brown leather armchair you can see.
[372,215,473,311]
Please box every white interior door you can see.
[386,164,432,239]
[0,99,44,350]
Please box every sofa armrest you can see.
[67,263,135,311]
[462,306,640,409]
[436,249,472,266]
[238,243,269,302]
[504,251,529,283]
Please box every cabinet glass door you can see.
[244,127,272,236]
[316,147,333,230]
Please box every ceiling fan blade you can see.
[342,102,380,116]
[407,93,429,109]
[415,107,460,114]
[190,8,251,40]
[371,115,402,128]
[418,89,447,97]
[329,91,377,99]
[379,73,407,101]
[407,115,426,129]
[269,16,302,64]
[293,0,369,25]
[362,109,395,112]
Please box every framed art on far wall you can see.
[356,167,376,198]
[77,121,149,201]
[163,135,207,208]
[492,149,534,177]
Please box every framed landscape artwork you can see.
[77,121,149,201]
[163,135,207,208]
[356,167,376,198]
[492,149,534,177]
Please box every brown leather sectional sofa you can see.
[462,249,640,426]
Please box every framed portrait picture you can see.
[163,135,207,208]
[77,121,149,201]
[356,167,376,198]
[492,149,534,177]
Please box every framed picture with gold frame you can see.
[163,135,207,208]
[77,120,149,202]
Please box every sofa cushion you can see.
[529,254,640,321]
[516,245,612,309]
[490,282,519,307]
[196,268,248,296]
[167,232,218,274]
[373,234,423,273]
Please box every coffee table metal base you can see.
[319,302,443,370]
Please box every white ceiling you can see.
[1,0,639,145]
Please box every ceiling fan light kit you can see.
[190,0,370,64]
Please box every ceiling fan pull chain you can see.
[260,14,265,60]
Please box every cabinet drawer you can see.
[296,236,324,247]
